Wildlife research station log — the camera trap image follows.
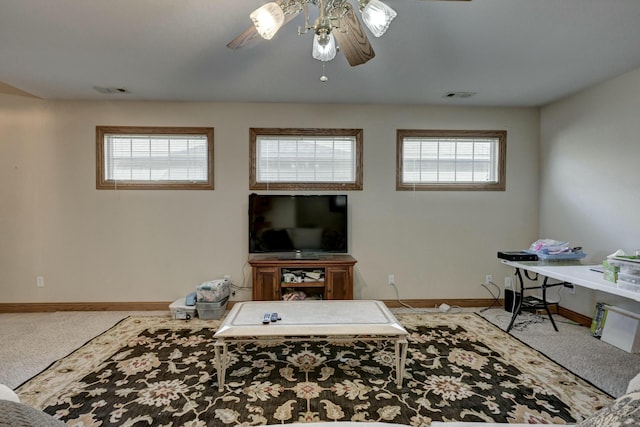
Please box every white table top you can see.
[501,260,640,302]
[214,300,408,338]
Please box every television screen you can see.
[249,194,348,254]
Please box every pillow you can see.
[627,372,640,394]
[0,383,20,402]
[0,400,67,427]
[577,391,640,427]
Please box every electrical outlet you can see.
[388,274,395,286]
[36,276,45,288]
[504,276,512,289]
[485,274,492,285]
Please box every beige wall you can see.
[541,67,640,315]
[0,95,539,304]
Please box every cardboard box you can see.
[601,306,640,353]
[590,302,609,338]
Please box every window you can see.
[397,129,506,191]
[96,126,214,190]
[250,128,363,190]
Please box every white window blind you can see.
[104,133,209,182]
[402,136,499,184]
[256,135,356,183]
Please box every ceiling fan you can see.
[227,0,471,68]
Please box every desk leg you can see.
[395,337,408,389]
[541,277,559,332]
[506,268,525,333]
[214,340,227,392]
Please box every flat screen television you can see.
[249,194,348,255]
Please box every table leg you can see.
[395,337,408,389]
[506,268,525,332]
[214,340,227,392]
[541,277,559,331]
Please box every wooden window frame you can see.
[96,126,214,190]
[249,127,363,191]
[396,129,507,191]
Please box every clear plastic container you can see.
[196,297,229,320]
[617,279,640,293]
[169,298,197,320]
[608,258,640,276]
[618,273,640,285]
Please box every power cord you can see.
[390,282,417,311]
[390,281,457,313]
[504,312,546,331]
[229,258,254,296]
[495,311,582,332]
[435,303,463,313]
[449,305,463,313]
[389,278,467,314]
[479,280,502,313]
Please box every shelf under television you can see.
[281,282,325,288]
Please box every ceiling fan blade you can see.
[227,26,261,50]
[227,6,302,50]
[333,5,375,67]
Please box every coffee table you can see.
[212,300,409,391]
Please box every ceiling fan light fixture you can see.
[250,2,286,40]
[360,0,397,37]
[312,31,337,62]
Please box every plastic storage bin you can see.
[169,298,197,320]
[196,279,230,302]
[618,272,640,285]
[609,258,640,276]
[617,279,640,293]
[196,297,229,320]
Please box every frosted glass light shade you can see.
[361,0,397,37]
[312,32,337,62]
[250,2,285,40]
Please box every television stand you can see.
[249,254,357,301]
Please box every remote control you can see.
[262,313,271,324]
[270,312,278,322]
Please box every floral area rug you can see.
[17,312,612,426]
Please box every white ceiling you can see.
[2,0,640,107]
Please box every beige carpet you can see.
[0,311,168,389]
[478,309,640,397]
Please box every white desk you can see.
[500,260,640,333]
[501,260,640,303]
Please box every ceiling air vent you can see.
[93,86,131,94]
[443,91,477,99]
